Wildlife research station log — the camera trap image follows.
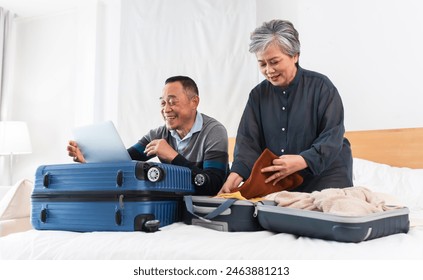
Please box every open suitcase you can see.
[31,161,195,232]
[183,196,410,242]
[257,203,409,243]
[183,196,264,232]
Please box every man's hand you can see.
[145,139,178,163]
[67,140,86,163]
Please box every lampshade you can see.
[0,121,32,155]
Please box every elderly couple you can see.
[68,20,353,196]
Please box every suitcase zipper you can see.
[253,201,265,217]
[31,190,184,202]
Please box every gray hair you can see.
[165,75,199,97]
[249,19,300,57]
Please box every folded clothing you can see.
[216,191,265,202]
[264,186,403,216]
[234,148,303,199]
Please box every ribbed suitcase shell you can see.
[31,161,194,232]
[257,203,410,242]
[33,161,193,193]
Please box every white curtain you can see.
[117,0,258,146]
[0,7,15,121]
[3,2,104,184]
[0,7,15,184]
[3,0,259,183]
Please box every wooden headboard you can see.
[228,127,423,169]
[345,127,423,169]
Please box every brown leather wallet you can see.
[234,148,303,199]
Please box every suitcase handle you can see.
[115,209,122,226]
[184,196,237,221]
[193,205,232,216]
[116,170,124,187]
[43,172,50,188]
[40,208,47,223]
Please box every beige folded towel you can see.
[265,186,403,216]
[270,191,316,211]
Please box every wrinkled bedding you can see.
[1,158,422,260]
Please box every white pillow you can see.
[0,179,33,220]
[353,158,423,210]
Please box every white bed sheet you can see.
[0,158,422,260]
[1,214,423,260]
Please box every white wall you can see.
[117,0,257,147]
[2,12,78,184]
[0,2,100,184]
[257,0,423,131]
[1,0,423,184]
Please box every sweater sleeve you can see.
[173,123,228,195]
[172,154,228,195]
[127,129,156,161]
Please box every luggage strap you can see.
[184,196,237,221]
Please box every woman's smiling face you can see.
[256,43,299,87]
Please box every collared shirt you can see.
[231,66,353,192]
[170,112,203,153]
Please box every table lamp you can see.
[0,121,32,185]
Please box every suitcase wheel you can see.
[134,214,160,232]
[146,166,164,182]
[193,173,208,187]
[40,208,48,223]
[144,220,160,233]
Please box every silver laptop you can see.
[73,121,132,163]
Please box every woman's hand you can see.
[218,172,243,194]
[261,155,307,185]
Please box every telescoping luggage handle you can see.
[184,196,237,222]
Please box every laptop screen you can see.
[73,121,132,163]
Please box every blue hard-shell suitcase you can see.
[31,161,195,232]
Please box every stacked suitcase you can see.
[31,161,195,232]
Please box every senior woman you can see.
[220,19,353,194]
